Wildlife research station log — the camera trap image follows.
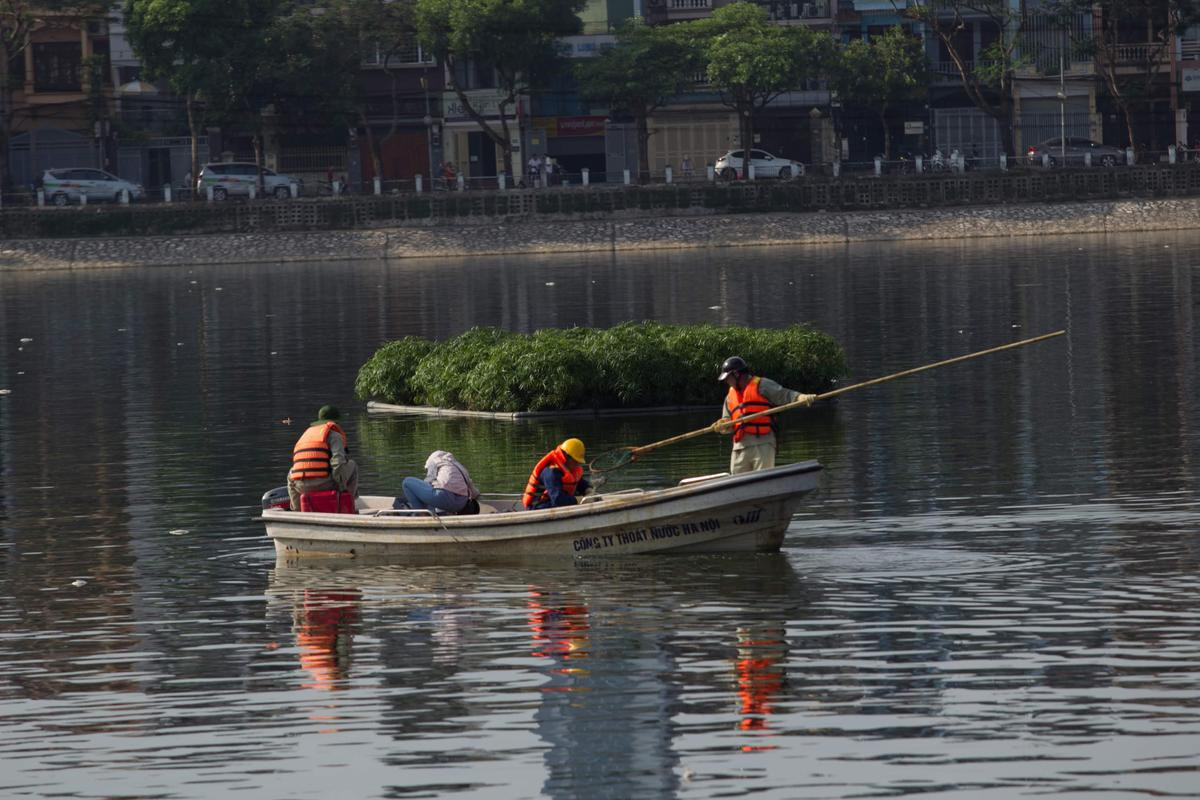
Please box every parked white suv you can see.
[196,162,300,199]
[41,168,144,205]
[715,149,805,180]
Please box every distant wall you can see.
[4,196,1200,271]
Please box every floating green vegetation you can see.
[355,322,845,413]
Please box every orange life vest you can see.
[289,421,347,482]
[522,447,583,509]
[725,377,775,443]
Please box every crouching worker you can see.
[402,450,481,515]
[523,438,591,510]
[288,405,359,511]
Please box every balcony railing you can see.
[667,0,711,10]
[1112,43,1156,64]
[1182,39,1200,61]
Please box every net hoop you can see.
[589,447,636,474]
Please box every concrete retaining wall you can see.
[2,197,1199,271]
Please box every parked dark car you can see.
[1027,138,1124,167]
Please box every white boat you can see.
[262,460,821,561]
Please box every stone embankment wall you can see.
[2,196,1200,271]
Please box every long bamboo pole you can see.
[613,329,1065,461]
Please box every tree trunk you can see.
[740,108,752,179]
[186,93,200,196]
[0,41,11,192]
[636,113,650,184]
[879,107,891,160]
[252,132,264,195]
[359,110,382,183]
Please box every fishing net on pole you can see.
[588,447,637,475]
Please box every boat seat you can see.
[678,472,728,486]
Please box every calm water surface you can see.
[1,232,1198,798]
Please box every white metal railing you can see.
[668,0,711,9]
[1113,43,1154,64]
[361,39,434,68]
[1181,39,1200,61]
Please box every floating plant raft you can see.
[356,322,845,417]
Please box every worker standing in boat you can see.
[287,405,359,511]
[713,357,815,474]
[523,438,591,509]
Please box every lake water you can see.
[1,232,1198,799]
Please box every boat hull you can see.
[263,460,821,562]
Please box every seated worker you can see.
[522,438,591,510]
[402,450,480,515]
[287,405,359,511]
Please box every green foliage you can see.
[354,336,436,404]
[356,322,845,412]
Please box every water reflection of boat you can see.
[265,554,812,794]
[262,461,821,562]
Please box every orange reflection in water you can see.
[734,626,786,747]
[526,590,590,673]
[295,589,362,692]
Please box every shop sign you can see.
[1183,67,1200,92]
[443,90,513,119]
[533,116,607,137]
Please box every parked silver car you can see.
[1027,137,1124,167]
[196,162,300,199]
[41,168,144,205]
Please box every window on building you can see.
[452,58,495,90]
[33,42,82,92]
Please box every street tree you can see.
[831,26,928,159]
[691,2,832,180]
[575,19,701,183]
[1050,0,1200,153]
[124,0,279,184]
[1,1,113,189]
[329,0,418,183]
[897,0,1029,156]
[413,0,585,179]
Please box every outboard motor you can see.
[262,486,290,511]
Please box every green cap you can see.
[317,404,340,421]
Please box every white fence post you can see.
[915,155,924,173]
[373,176,381,195]
[289,183,298,198]
[249,184,256,200]
[999,154,1007,171]
[457,174,465,191]
[120,189,129,205]
[164,185,172,203]
[874,156,882,176]
[832,161,841,178]
[664,165,672,184]
[1084,152,1092,168]
[1126,147,1135,166]
[80,193,87,206]
[1042,153,1051,168]
[332,180,340,196]
[499,172,507,190]
[707,165,715,182]
[1169,145,1177,164]
[623,169,631,185]
[415,174,423,193]
[748,164,756,181]
[581,167,589,187]
[37,189,44,207]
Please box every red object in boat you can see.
[300,491,357,514]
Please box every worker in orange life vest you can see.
[287,404,359,511]
[712,357,815,474]
[522,438,591,510]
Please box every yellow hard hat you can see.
[559,438,586,463]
